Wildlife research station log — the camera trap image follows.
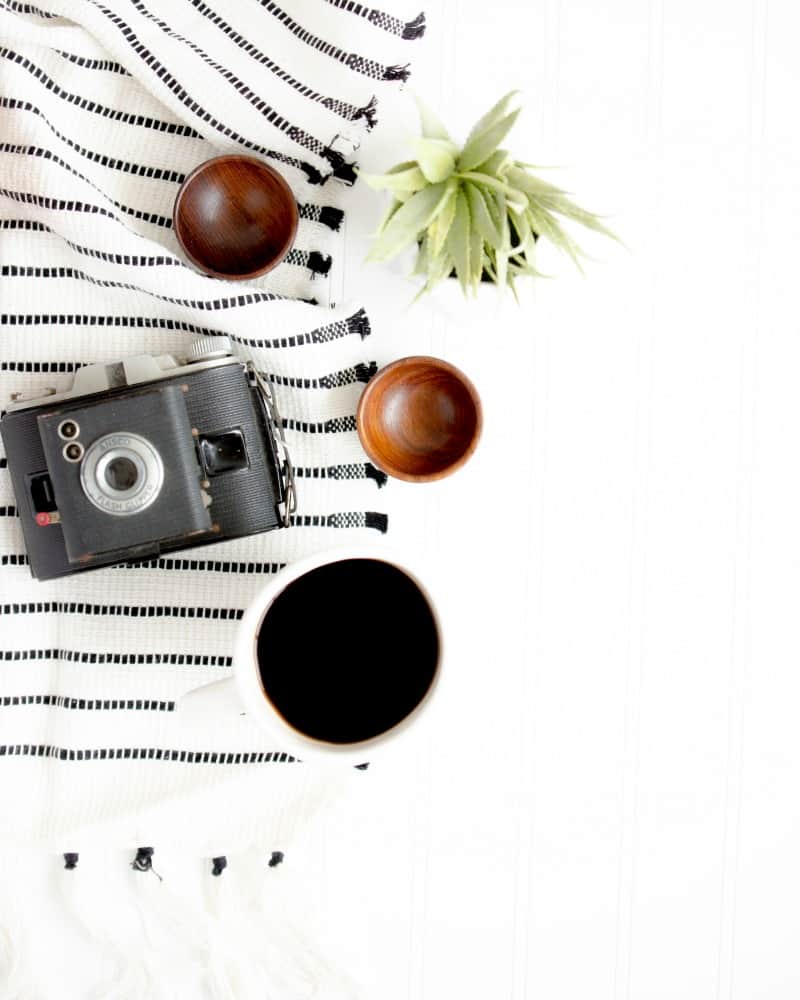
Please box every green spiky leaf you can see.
[426,247,456,291]
[429,184,458,257]
[477,148,513,178]
[446,189,471,294]
[495,246,509,290]
[538,193,621,242]
[505,186,530,214]
[463,91,520,152]
[412,137,458,183]
[458,108,521,173]
[414,94,452,141]
[526,203,586,272]
[413,236,429,276]
[465,183,502,247]
[509,208,533,253]
[495,191,511,251]
[469,225,483,292]
[362,163,427,194]
[455,171,512,196]
[506,165,567,199]
[366,182,451,262]
[455,172,528,214]
[376,197,403,234]
[506,267,520,304]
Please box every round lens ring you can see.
[58,419,80,440]
[104,456,139,492]
[80,433,163,516]
[63,442,84,463]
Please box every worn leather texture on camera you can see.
[182,363,283,540]
[39,385,209,571]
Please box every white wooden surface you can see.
[303,1,800,998]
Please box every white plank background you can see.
[10,1,800,997]
[304,1,800,998]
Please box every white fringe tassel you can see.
[0,848,361,1000]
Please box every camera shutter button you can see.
[187,336,233,363]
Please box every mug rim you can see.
[233,545,443,760]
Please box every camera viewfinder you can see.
[29,472,58,514]
[198,430,248,477]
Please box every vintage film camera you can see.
[0,337,296,580]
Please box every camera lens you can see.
[104,456,139,492]
[80,433,163,516]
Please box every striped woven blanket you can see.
[0,0,422,854]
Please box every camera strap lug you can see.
[247,363,297,528]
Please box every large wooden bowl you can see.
[357,357,482,482]
[173,154,298,280]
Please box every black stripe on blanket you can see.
[323,0,426,39]
[118,557,286,574]
[0,99,187,183]
[187,0,379,127]
[264,360,376,388]
[283,415,357,434]
[0,694,175,711]
[0,143,175,227]
[294,462,387,486]
[284,249,332,276]
[1,0,58,19]
[0,359,375,385]
[290,511,388,532]
[0,460,385,492]
[0,219,331,277]
[0,47,203,136]
[0,187,126,223]
[0,312,353,341]
[83,0,327,184]
[0,602,244,619]
[1,266,283,310]
[0,219,342,278]
[1,504,390,553]
[2,222,182,268]
[0,648,232,666]
[231,307,371,348]
[0,550,284,578]
[0,745,298,763]
[0,359,82,372]
[256,0,411,81]
[53,49,130,74]
[297,203,344,231]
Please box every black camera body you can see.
[0,338,295,580]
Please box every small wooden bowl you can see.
[357,357,482,483]
[173,154,298,280]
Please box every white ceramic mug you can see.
[180,545,443,764]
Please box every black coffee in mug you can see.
[256,558,439,744]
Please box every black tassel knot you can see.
[402,13,426,39]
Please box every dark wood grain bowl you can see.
[357,357,483,483]
[173,154,298,280]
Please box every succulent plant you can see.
[363,91,618,298]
